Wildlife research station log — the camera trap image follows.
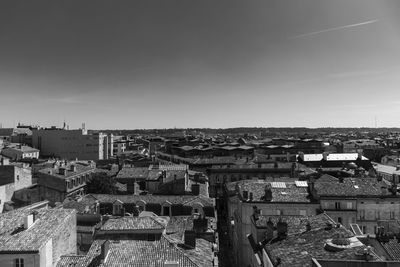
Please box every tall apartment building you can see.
[32,128,112,160]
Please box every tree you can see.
[86,172,117,194]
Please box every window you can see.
[390,211,395,220]
[338,217,343,224]
[346,202,353,210]
[276,210,282,215]
[299,210,307,216]
[360,210,365,220]
[335,202,341,210]
[375,211,380,220]
[16,175,20,181]
[15,258,24,267]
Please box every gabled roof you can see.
[100,216,166,231]
[315,177,392,197]
[0,207,75,252]
[101,237,198,267]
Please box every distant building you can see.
[32,128,111,160]
[37,161,96,204]
[297,152,372,170]
[0,205,76,267]
[1,144,39,160]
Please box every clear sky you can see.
[1,0,400,129]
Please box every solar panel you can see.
[271,182,286,188]
[295,181,308,187]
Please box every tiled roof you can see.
[255,214,332,235]
[39,161,95,179]
[88,194,215,207]
[381,238,400,261]
[265,220,381,267]
[236,180,311,203]
[100,237,198,267]
[0,207,75,251]
[57,239,104,267]
[116,167,149,179]
[315,177,392,197]
[3,145,39,153]
[101,217,165,231]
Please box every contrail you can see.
[290,19,379,39]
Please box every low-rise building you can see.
[0,162,33,212]
[1,144,39,160]
[225,179,319,267]
[313,175,400,235]
[254,213,387,267]
[37,161,96,204]
[0,205,76,267]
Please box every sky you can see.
[1,0,400,129]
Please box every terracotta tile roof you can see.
[39,162,95,179]
[381,238,400,260]
[0,207,75,252]
[57,239,105,267]
[116,167,149,180]
[265,216,381,267]
[236,180,311,203]
[89,194,215,207]
[255,214,331,235]
[101,217,165,231]
[100,237,198,267]
[315,177,392,197]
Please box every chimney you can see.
[24,214,34,229]
[263,185,273,202]
[193,217,208,234]
[298,152,304,162]
[357,149,363,160]
[381,186,388,196]
[306,221,311,231]
[184,230,196,248]
[266,218,274,240]
[101,240,110,261]
[242,190,248,200]
[276,218,288,238]
[322,152,328,161]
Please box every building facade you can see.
[32,128,110,160]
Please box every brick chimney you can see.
[24,214,35,229]
[263,185,272,202]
